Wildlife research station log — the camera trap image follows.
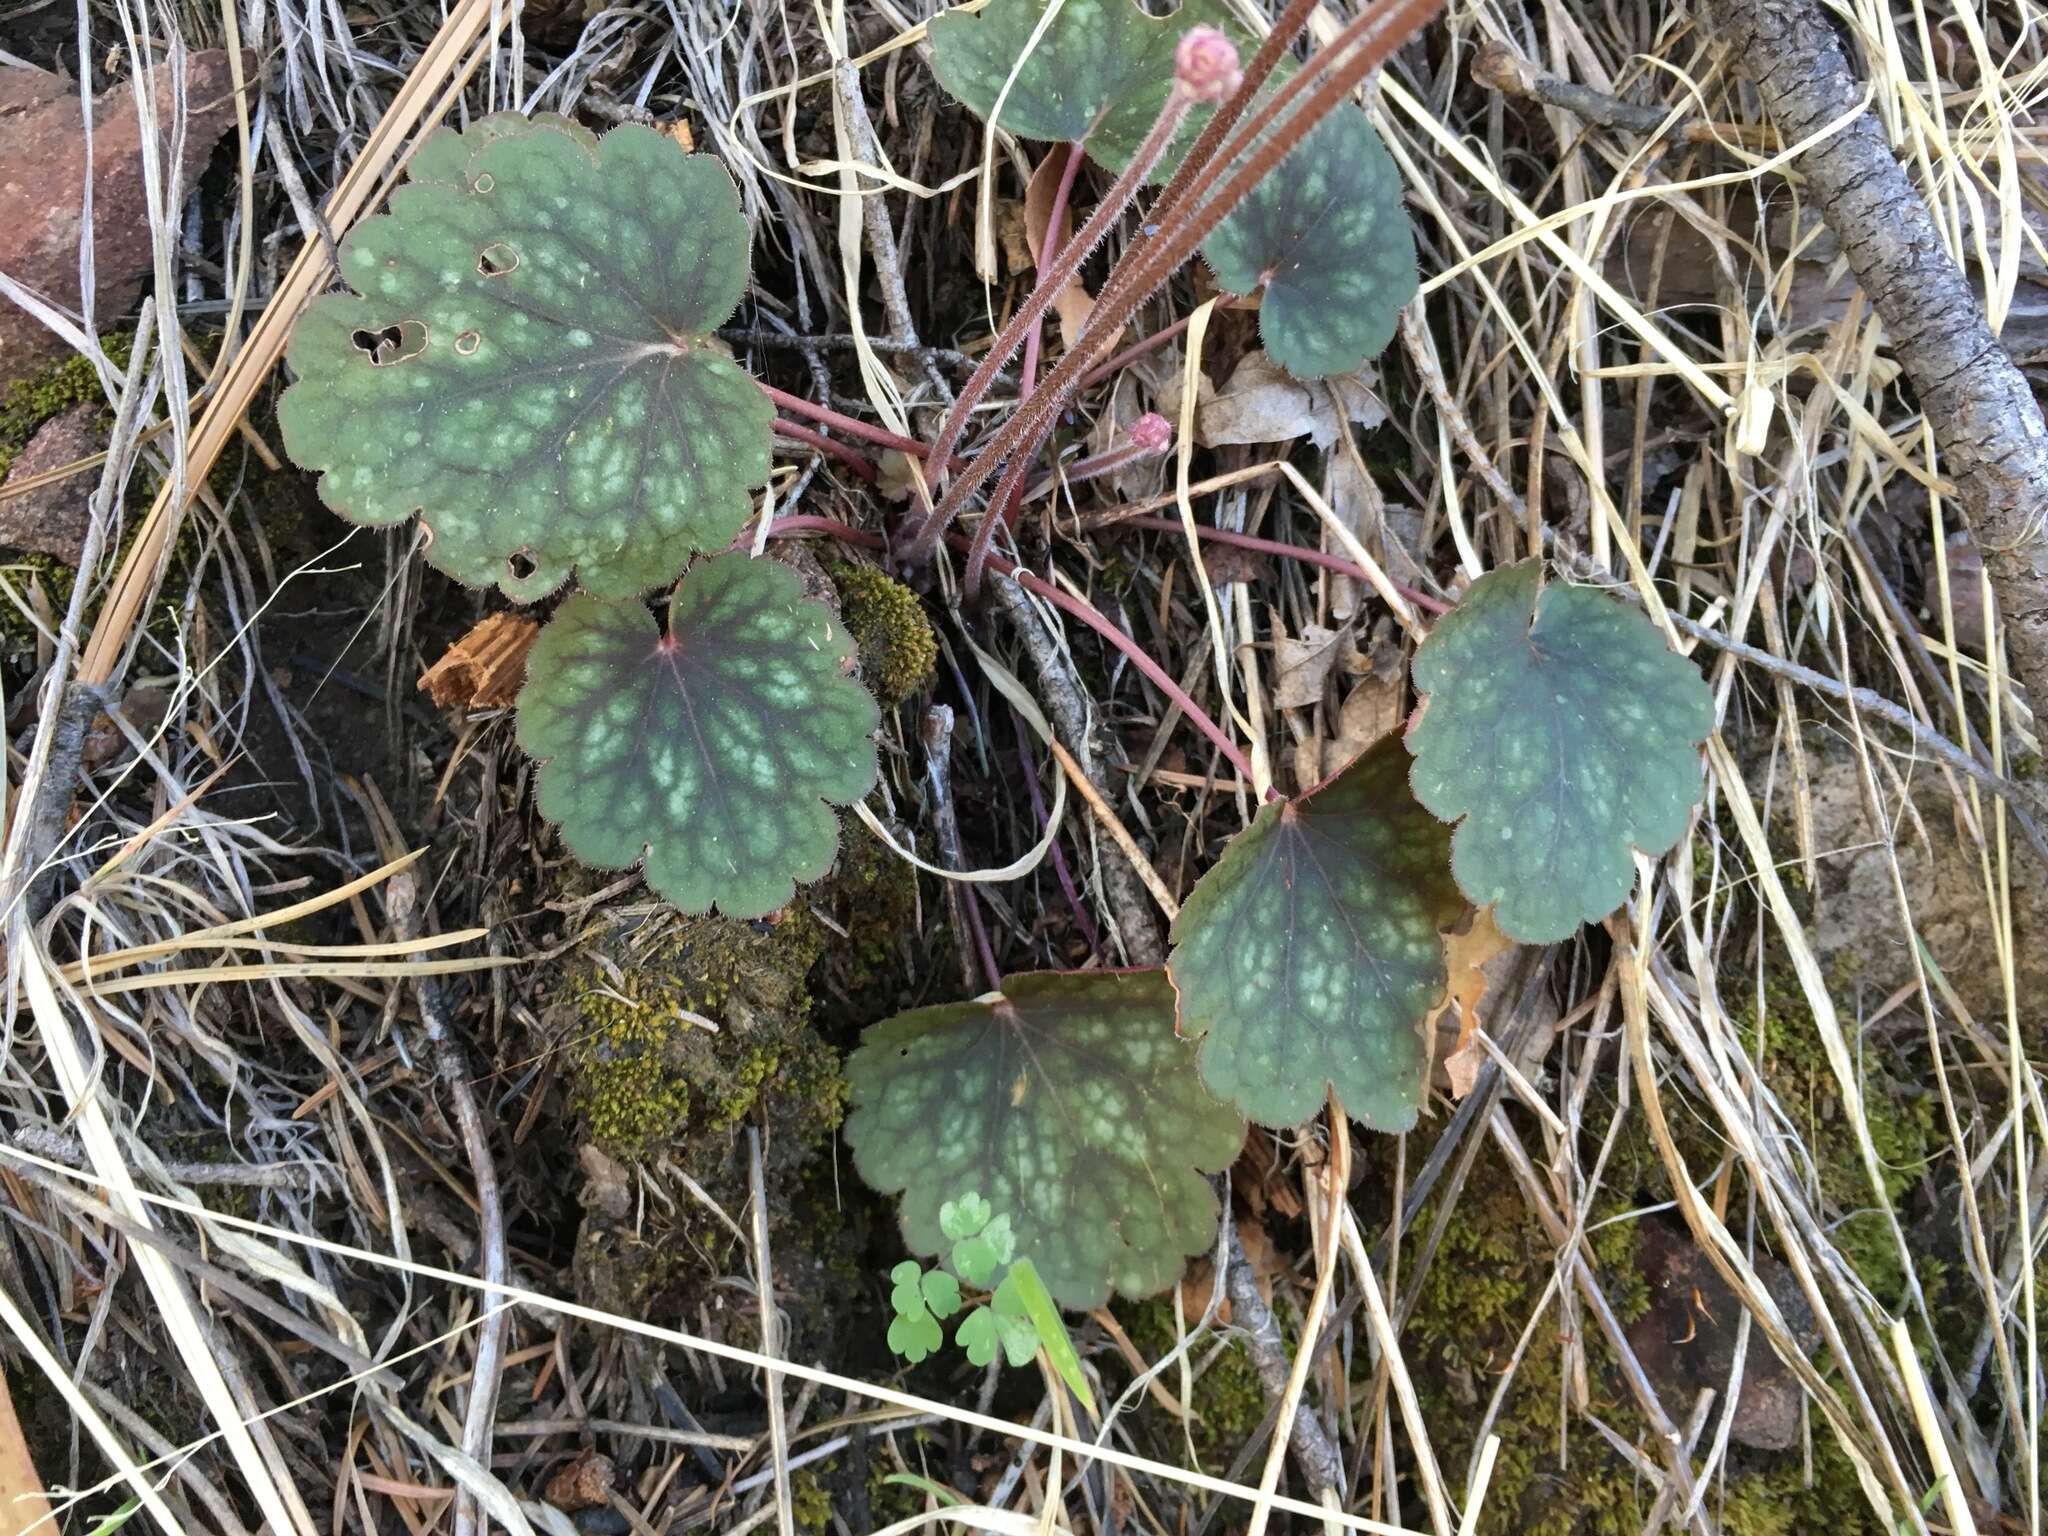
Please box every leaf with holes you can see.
[515,551,879,918]
[1406,561,1715,944]
[279,116,771,601]
[927,0,1415,378]
[844,970,1244,1309]
[1168,734,1459,1131]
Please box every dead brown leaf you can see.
[1023,145,1095,346]
[1177,351,1388,449]
[1271,621,1354,710]
[1428,908,1516,1099]
[1178,1208,1281,1323]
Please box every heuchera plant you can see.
[929,0,1418,378]
[280,115,874,919]
[280,2,1715,1350]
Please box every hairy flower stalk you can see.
[941,0,1442,596]
[905,30,1239,559]
[1017,413,1173,503]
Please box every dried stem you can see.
[922,704,1000,988]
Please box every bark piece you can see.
[0,402,102,563]
[0,53,243,391]
[417,612,539,711]
[1706,0,2048,710]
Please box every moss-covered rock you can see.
[1731,967,1940,1311]
[564,905,843,1163]
[830,558,935,707]
[0,336,131,481]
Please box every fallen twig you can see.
[1705,0,2048,713]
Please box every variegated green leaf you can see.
[927,0,1228,172]
[1406,560,1715,943]
[1200,105,1415,379]
[844,970,1244,1309]
[515,552,880,919]
[279,117,770,600]
[1169,735,1459,1131]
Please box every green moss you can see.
[0,339,133,662]
[865,1453,939,1527]
[0,332,302,671]
[1120,1295,1272,1470]
[0,336,133,480]
[1731,968,1938,1310]
[565,905,843,1160]
[1386,1114,1665,1536]
[1717,1433,1881,1535]
[808,822,922,1022]
[790,1470,834,1534]
[831,559,936,707]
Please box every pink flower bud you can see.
[1128,412,1173,454]
[1174,26,1242,105]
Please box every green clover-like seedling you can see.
[1169,734,1459,1131]
[845,971,1245,1308]
[998,1260,1093,1411]
[950,1210,1016,1289]
[279,117,772,600]
[920,1268,963,1319]
[888,1309,944,1363]
[1406,561,1714,943]
[987,1286,1041,1368]
[952,1306,1003,1368]
[889,1259,928,1316]
[515,551,880,918]
[888,1262,945,1363]
[928,0,1415,378]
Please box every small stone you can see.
[0,53,245,391]
[1626,1218,1816,1450]
[0,402,102,563]
[544,1451,615,1513]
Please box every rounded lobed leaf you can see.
[1406,560,1715,944]
[928,0,1228,172]
[843,970,1245,1309]
[1168,734,1459,1131]
[1200,105,1417,379]
[515,551,880,919]
[279,117,771,601]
